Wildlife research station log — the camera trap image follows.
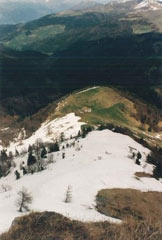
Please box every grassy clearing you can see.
[132,24,153,34]
[54,87,138,127]
[140,10,162,33]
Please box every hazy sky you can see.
[0,0,110,3]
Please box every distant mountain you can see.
[71,1,102,10]
[135,0,162,10]
[2,0,162,54]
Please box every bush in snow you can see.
[41,146,47,159]
[47,154,55,164]
[0,184,12,193]
[34,143,43,172]
[135,158,141,165]
[22,167,27,175]
[66,143,69,148]
[64,185,72,203]
[15,149,19,156]
[60,132,65,143]
[15,170,20,180]
[153,163,162,180]
[27,153,37,167]
[146,148,162,179]
[15,187,33,212]
[81,125,93,138]
[137,152,142,160]
[28,145,33,154]
[135,151,142,165]
[0,149,12,177]
[48,142,60,153]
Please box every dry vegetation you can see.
[96,189,162,222]
[140,10,162,33]
[1,189,162,240]
[135,172,153,178]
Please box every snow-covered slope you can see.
[135,0,162,10]
[0,127,162,234]
[1,113,84,154]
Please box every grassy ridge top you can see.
[1,86,162,148]
[45,86,162,148]
[51,86,146,128]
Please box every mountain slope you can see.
[1,126,162,234]
[2,0,162,53]
[0,86,162,236]
[1,86,162,152]
[1,30,162,119]
[0,1,150,53]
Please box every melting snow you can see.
[0,128,162,234]
[76,86,100,95]
[135,0,162,10]
[6,113,84,153]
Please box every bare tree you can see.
[15,187,33,212]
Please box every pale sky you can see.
[0,0,110,3]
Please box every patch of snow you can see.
[135,0,162,10]
[0,128,9,131]
[76,86,100,95]
[17,128,26,141]
[155,133,162,139]
[0,129,162,233]
[6,113,84,154]
[135,0,149,9]
[151,6,158,9]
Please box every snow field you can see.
[5,113,84,154]
[0,127,162,233]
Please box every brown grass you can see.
[0,211,91,240]
[96,189,162,222]
[135,172,153,178]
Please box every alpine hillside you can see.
[0,87,162,239]
[0,1,162,239]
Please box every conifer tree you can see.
[15,187,32,212]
